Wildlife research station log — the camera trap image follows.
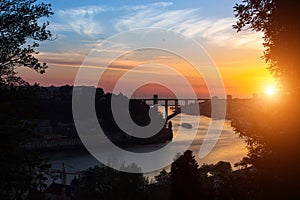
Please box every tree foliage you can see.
[234,0,300,92]
[233,1,300,198]
[0,0,53,86]
[0,86,55,199]
[171,150,201,200]
[0,1,53,198]
[78,164,147,200]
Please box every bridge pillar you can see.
[165,99,168,119]
[153,94,158,105]
[175,99,179,112]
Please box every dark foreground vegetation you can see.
[46,150,254,200]
[1,0,300,199]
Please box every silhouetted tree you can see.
[155,169,171,186]
[0,86,54,199]
[78,164,147,200]
[0,1,53,198]
[233,1,300,198]
[233,0,300,92]
[150,169,172,199]
[170,150,201,200]
[0,0,53,86]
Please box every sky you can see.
[18,0,277,98]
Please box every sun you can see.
[266,85,276,95]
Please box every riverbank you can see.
[24,127,173,152]
[43,115,247,184]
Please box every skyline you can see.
[18,0,277,98]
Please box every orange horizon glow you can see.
[17,40,277,99]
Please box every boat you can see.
[181,123,192,129]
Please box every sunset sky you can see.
[19,0,277,98]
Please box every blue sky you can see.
[47,0,237,19]
[20,0,275,97]
[41,0,247,49]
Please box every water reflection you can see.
[44,112,247,182]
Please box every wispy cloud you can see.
[115,7,263,49]
[58,2,173,16]
[37,52,85,67]
[69,17,103,36]
[55,2,174,37]
[52,1,263,49]
[115,8,197,31]
[58,6,109,16]
[48,22,73,33]
[56,6,105,37]
[119,2,173,11]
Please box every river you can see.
[43,112,247,183]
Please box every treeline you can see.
[22,85,153,127]
[21,85,172,146]
[68,150,256,200]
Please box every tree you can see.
[155,169,171,186]
[233,0,300,92]
[0,0,53,86]
[233,1,300,198]
[78,164,148,200]
[170,150,201,200]
[0,1,53,198]
[0,86,55,199]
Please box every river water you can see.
[44,112,247,183]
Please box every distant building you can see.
[226,95,233,100]
[212,96,219,100]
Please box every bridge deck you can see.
[131,95,210,121]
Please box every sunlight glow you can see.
[266,85,277,96]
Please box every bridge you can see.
[132,94,210,121]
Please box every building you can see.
[212,96,219,100]
[226,95,233,100]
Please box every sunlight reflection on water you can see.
[45,110,247,183]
